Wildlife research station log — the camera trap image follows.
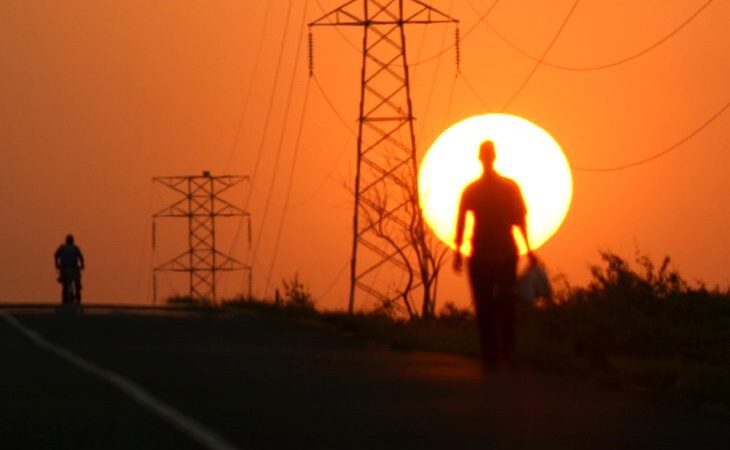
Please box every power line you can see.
[409,13,432,84]
[313,0,360,53]
[243,0,296,208]
[312,75,358,137]
[452,1,726,173]
[474,0,715,72]
[439,72,459,131]
[410,0,501,67]
[251,0,310,271]
[276,139,350,210]
[229,73,351,220]
[572,100,730,172]
[244,135,350,213]
[501,0,581,111]
[416,0,456,143]
[458,70,493,110]
[224,1,274,170]
[263,77,313,296]
[317,260,350,300]
[227,0,295,264]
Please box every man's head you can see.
[479,140,496,168]
[65,234,74,245]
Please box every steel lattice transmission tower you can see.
[152,171,252,303]
[310,1,457,314]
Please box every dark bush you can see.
[282,273,315,310]
[537,251,730,365]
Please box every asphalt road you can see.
[1,307,728,449]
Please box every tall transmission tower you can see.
[310,1,458,314]
[152,171,252,304]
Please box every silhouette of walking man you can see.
[454,140,533,366]
[54,234,85,305]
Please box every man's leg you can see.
[476,295,500,365]
[494,261,518,358]
[469,260,499,365]
[494,285,516,357]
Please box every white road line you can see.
[1,313,239,450]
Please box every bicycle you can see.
[57,270,82,314]
[62,279,76,305]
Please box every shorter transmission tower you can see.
[152,171,251,304]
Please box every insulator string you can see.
[308,30,314,76]
[455,26,461,74]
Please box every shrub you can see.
[282,273,315,310]
[438,301,474,321]
[539,251,730,364]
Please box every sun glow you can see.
[418,114,573,256]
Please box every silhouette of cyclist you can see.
[54,234,85,305]
[454,140,534,366]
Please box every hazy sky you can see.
[1,0,728,308]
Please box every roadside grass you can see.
[166,295,217,308]
[185,252,730,407]
[223,295,320,319]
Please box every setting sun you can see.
[419,114,573,256]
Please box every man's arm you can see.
[53,247,60,270]
[514,184,536,265]
[518,216,533,257]
[77,247,85,270]
[453,192,468,272]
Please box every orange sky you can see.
[1,0,728,308]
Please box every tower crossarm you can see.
[211,175,249,195]
[213,198,250,217]
[153,198,191,218]
[212,250,250,271]
[153,175,248,194]
[309,0,457,27]
[309,0,362,27]
[154,250,193,272]
[403,0,456,24]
